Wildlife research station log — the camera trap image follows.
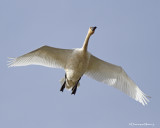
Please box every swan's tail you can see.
[60,77,65,86]
[59,78,80,91]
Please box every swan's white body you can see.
[65,48,90,89]
[8,27,150,105]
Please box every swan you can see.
[8,26,150,105]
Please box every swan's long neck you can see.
[82,32,91,52]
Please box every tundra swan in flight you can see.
[8,26,150,105]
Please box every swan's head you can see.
[88,26,97,35]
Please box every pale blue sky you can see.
[0,0,160,128]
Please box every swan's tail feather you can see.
[60,78,65,86]
[59,78,80,91]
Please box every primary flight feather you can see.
[8,26,150,105]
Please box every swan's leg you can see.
[60,74,66,92]
[71,77,81,95]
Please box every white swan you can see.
[8,26,150,105]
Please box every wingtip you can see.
[135,87,150,106]
[7,57,16,67]
[141,94,150,106]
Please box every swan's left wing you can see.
[8,45,73,69]
[85,54,150,106]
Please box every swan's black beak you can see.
[90,26,97,31]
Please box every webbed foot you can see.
[71,77,81,95]
[60,81,66,92]
[60,74,66,92]
[71,85,77,95]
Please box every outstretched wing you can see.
[85,55,150,106]
[8,45,73,69]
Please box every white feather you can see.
[8,46,73,69]
[85,55,150,105]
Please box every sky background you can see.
[0,0,160,128]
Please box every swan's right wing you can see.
[85,55,150,106]
[8,45,73,69]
